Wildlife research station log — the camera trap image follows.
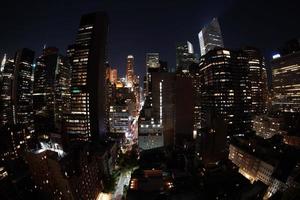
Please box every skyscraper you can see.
[33,47,71,134]
[243,47,268,115]
[109,68,118,84]
[146,53,160,70]
[13,48,35,133]
[0,56,14,126]
[271,42,300,112]
[0,49,35,160]
[144,53,160,97]
[126,55,135,87]
[198,18,224,56]
[66,12,109,141]
[0,52,36,161]
[199,48,252,137]
[176,41,197,73]
[151,72,176,146]
[189,63,202,131]
[174,76,194,144]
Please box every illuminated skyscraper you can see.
[176,41,197,73]
[109,68,118,84]
[0,56,14,126]
[198,18,224,56]
[146,53,159,70]
[12,48,35,133]
[66,12,109,141]
[199,49,252,137]
[151,72,176,146]
[149,72,195,147]
[33,47,71,133]
[243,47,268,115]
[144,53,159,97]
[189,63,202,131]
[126,55,135,87]
[0,49,35,160]
[0,52,35,161]
[271,43,300,112]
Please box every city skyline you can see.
[0,0,300,77]
[1,1,300,200]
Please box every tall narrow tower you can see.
[13,48,35,133]
[198,18,224,56]
[66,12,109,142]
[126,55,134,87]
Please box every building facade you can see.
[199,49,252,137]
[33,47,71,134]
[243,47,268,115]
[13,48,35,134]
[175,41,196,73]
[108,101,130,134]
[126,55,135,88]
[138,118,163,150]
[0,57,15,126]
[66,12,109,141]
[0,50,35,161]
[271,51,300,112]
[198,18,224,56]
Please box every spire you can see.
[1,54,7,72]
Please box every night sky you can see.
[1,0,300,77]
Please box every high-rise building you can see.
[143,70,195,147]
[174,75,194,144]
[243,47,268,115]
[0,49,35,160]
[126,55,135,87]
[198,18,224,56]
[0,52,35,161]
[144,53,159,97]
[133,75,141,115]
[109,68,118,84]
[151,72,176,147]
[108,100,130,134]
[146,53,159,70]
[12,48,35,134]
[199,49,252,137]
[176,41,197,73]
[189,63,202,131]
[104,65,118,132]
[66,12,109,142]
[33,47,71,134]
[271,47,300,112]
[0,56,14,126]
